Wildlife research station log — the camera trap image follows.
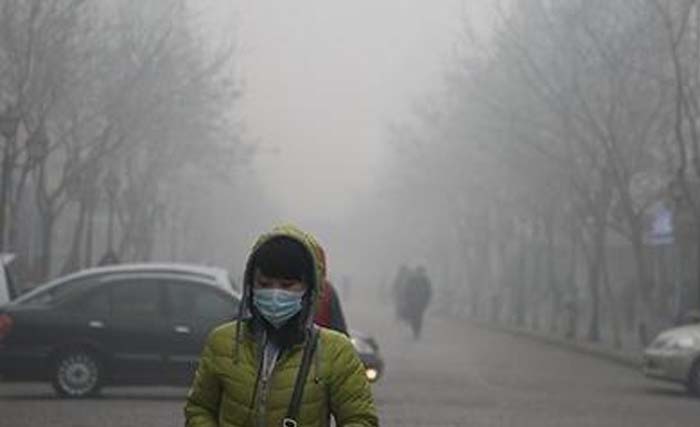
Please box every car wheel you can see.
[52,350,103,398]
[686,359,700,396]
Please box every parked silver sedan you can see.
[643,324,700,395]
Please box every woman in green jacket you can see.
[184,225,379,427]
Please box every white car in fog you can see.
[643,324,700,395]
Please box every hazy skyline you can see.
[197,1,494,223]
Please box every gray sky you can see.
[197,1,495,222]
[184,1,499,284]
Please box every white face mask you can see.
[252,288,305,328]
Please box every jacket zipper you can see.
[257,369,271,427]
[255,341,304,427]
[250,331,267,427]
[255,332,282,427]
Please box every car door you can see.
[0,276,106,381]
[104,277,168,384]
[163,279,239,384]
[56,282,112,353]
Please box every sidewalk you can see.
[470,319,642,369]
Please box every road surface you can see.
[1,303,699,426]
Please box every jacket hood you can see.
[242,224,326,304]
[233,225,327,358]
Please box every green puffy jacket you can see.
[185,321,378,427]
[185,225,378,427]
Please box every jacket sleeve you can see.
[184,337,221,427]
[328,336,379,427]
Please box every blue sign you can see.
[646,205,673,246]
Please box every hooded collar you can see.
[234,225,326,357]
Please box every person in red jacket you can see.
[316,281,349,335]
[310,238,349,335]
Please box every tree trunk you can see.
[515,236,527,327]
[9,158,37,251]
[586,220,606,343]
[629,226,653,346]
[565,228,579,340]
[479,219,493,321]
[169,218,178,261]
[545,214,560,335]
[467,244,481,319]
[7,200,21,254]
[0,141,13,251]
[84,196,96,267]
[602,254,622,348]
[61,200,87,275]
[587,256,602,342]
[493,233,509,324]
[693,229,700,311]
[37,215,54,281]
[531,232,544,332]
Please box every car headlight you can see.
[664,336,698,351]
[365,368,379,382]
[351,337,375,354]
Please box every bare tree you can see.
[0,0,245,282]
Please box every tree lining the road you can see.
[387,0,700,349]
[0,0,253,284]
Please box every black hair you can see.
[252,237,312,282]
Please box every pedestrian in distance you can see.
[400,266,432,340]
[184,225,378,427]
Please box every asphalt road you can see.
[1,303,699,427]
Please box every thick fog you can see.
[7,2,700,425]
[233,0,462,217]
[191,0,496,287]
[3,0,699,356]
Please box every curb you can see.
[470,320,642,369]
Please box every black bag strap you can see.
[282,326,320,427]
